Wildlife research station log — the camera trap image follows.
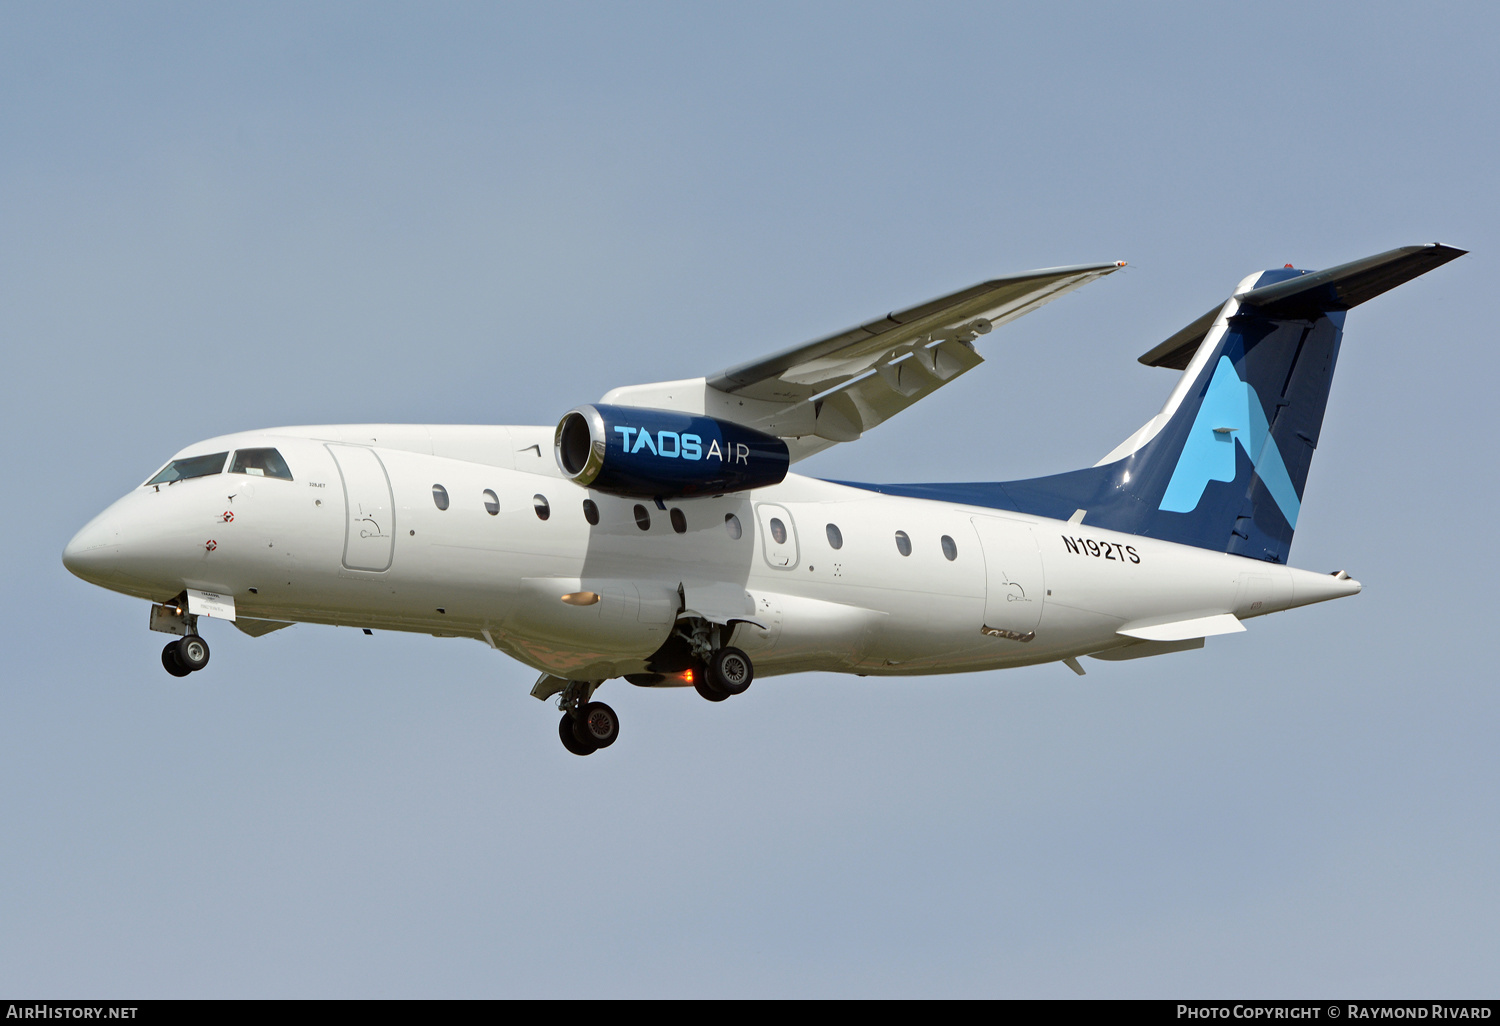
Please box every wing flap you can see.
[786,335,987,460]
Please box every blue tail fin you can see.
[858,244,1464,563]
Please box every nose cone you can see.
[63,509,123,585]
[64,485,226,598]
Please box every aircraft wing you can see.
[601,261,1125,462]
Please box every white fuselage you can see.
[63,424,1361,684]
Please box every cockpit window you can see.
[230,448,293,481]
[145,452,229,485]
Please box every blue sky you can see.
[3,2,1496,996]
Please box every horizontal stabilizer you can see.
[1137,306,1220,370]
[1118,612,1245,642]
[1139,243,1465,369]
[1238,243,1466,317]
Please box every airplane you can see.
[62,244,1463,755]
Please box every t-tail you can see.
[869,244,1465,563]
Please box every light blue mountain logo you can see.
[1158,356,1301,526]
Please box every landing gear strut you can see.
[555,680,619,756]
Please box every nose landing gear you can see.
[160,634,210,677]
[151,596,211,677]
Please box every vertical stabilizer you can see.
[858,245,1464,563]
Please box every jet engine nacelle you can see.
[555,403,790,498]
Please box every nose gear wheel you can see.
[161,642,192,677]
[175,634,210,672]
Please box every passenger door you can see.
[326,444,395,572]
[971,516,1044,639]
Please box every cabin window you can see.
[583,499,599,526]
[724,513,742,540]
[770,518,788,545]
[634,504,651,531]
[230,448,293,481]
[432,484,450,510]
[825,523,843,549]
[941,534,958,561]
[894,530,912,556]
[533,494,551,521]
[670,508,687,534]
[482,489,500,515]
[145,452,228,485]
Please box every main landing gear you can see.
[555,679,619,757]
[693,646,754,702]
[161,634,211,677]
[545,622,756,755]
[676,619,755,703]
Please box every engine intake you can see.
[555,404,789,498]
